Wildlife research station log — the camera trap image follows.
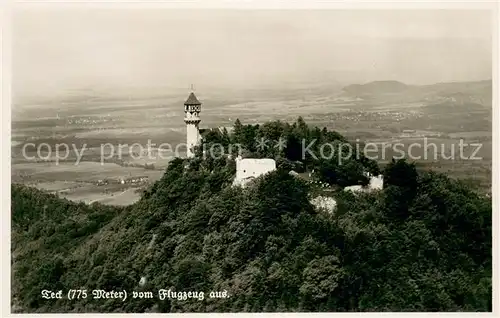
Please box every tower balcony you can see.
[184,117,201,124]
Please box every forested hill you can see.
[11,118,492,313]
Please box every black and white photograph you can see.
[7,1,497,313]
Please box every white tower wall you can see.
[183,92,202,158]
[186,121,200,157]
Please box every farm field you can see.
[11,84,492,204]
[12,161,164,205]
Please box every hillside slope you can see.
[11,119,492,313]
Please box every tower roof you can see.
[184,92,201,105]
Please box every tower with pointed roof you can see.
[184,91,202,158]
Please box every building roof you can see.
[184,92,201,105]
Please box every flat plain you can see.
[11,80,492,204]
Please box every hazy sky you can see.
[13,9,492,97]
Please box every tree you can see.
[383,158,418,191]
[233,119,244,144]
[284,133,302,162]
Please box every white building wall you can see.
[344,175,384,193]
[369,175,384,190]
[233,157,276,187]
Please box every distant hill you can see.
[342,79,492,106]
[343,80,409,95]
[422,101,486,114]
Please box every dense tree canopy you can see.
[11,118,492,313]
[201,117,378,185]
